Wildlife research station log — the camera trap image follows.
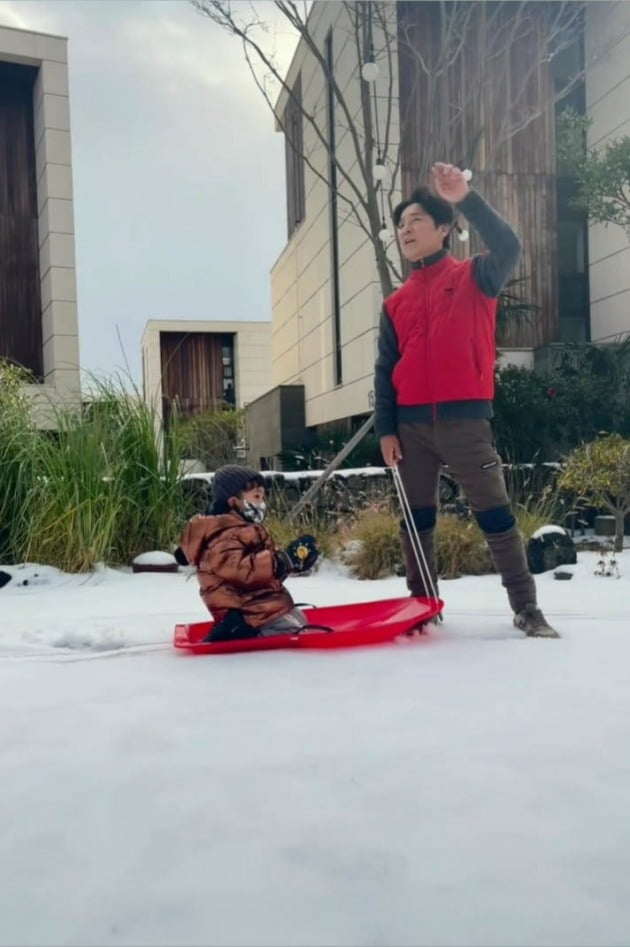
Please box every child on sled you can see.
[175,465,318,643]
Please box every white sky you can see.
[0,0,299,384]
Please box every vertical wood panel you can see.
[0,62,42,377]
[160,332,226,422]
[397,1,562,348]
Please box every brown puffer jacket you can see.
[179,512,295,629]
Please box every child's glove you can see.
[287,534,318,572]
[174,546,189,566]
[274,535,319,580]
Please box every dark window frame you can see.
[325,30,342,386]
[283,75,305,238]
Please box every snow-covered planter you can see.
[131,551,179,574]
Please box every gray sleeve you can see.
[456,190,522,298]
[373,306,399,439]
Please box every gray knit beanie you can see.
[212,465,265,504]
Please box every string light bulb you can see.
[373,158,387,182]
[361,57,379,82]
[378,220,391,243]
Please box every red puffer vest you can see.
[385,255,498,409]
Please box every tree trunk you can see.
[614,511,626,553]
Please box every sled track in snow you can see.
[0,641,172,664]
[0,611,622,664]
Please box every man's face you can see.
[396,202,448,262]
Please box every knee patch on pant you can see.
[401,505,437,533]
[474,504,515,534]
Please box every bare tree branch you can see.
[193,0,400,296]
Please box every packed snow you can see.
[1,552,630,947]
[531,524,570,539]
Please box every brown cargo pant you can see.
[396,418,536,614]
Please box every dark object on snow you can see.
[0,570,11,590]
[527,529,577,575]
[554,570,574,581]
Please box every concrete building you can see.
[261,0,630,464]
[585,1,630,343]
[0,25,80,425]
[270,1,400,432]
[141,319,272,427]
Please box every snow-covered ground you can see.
[1,552,630,947]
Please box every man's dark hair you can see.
[393,187,455,247]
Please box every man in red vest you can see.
[374,163,558,638]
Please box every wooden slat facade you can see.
[397,1,570,348]
[0,62,42,377]
[160,331,226,423]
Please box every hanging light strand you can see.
[361,5,391,244]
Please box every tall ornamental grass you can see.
[0,362,39,564]
[0,366,189,571]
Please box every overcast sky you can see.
[0,0,298,384]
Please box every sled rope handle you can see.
[391,463,440,604]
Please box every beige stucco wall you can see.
[271,1,400,427]
[585,1,630,341]
[0,25,81,423]
[141,319,272,420]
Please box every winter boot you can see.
[513,603,560,638]
[483,526,537,614]
[400,527,439,600]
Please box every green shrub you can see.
[493,366,552,462]
[558,433,630,551]
[493,340,630,463]
[178,406,244,470]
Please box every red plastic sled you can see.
[173,595,443,655]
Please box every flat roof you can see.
[0,22,67,42]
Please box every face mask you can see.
[241,500,266,524]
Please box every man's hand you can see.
[380,434,403,467]
[431,163,470,204]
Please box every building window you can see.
[325,30,342,386]
[0,62,42,378]
[284,75,305,238]
[554,32,590,343]
[221,334,236,405]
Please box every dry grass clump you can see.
[339,508,402,580]
[435,515,494,579]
